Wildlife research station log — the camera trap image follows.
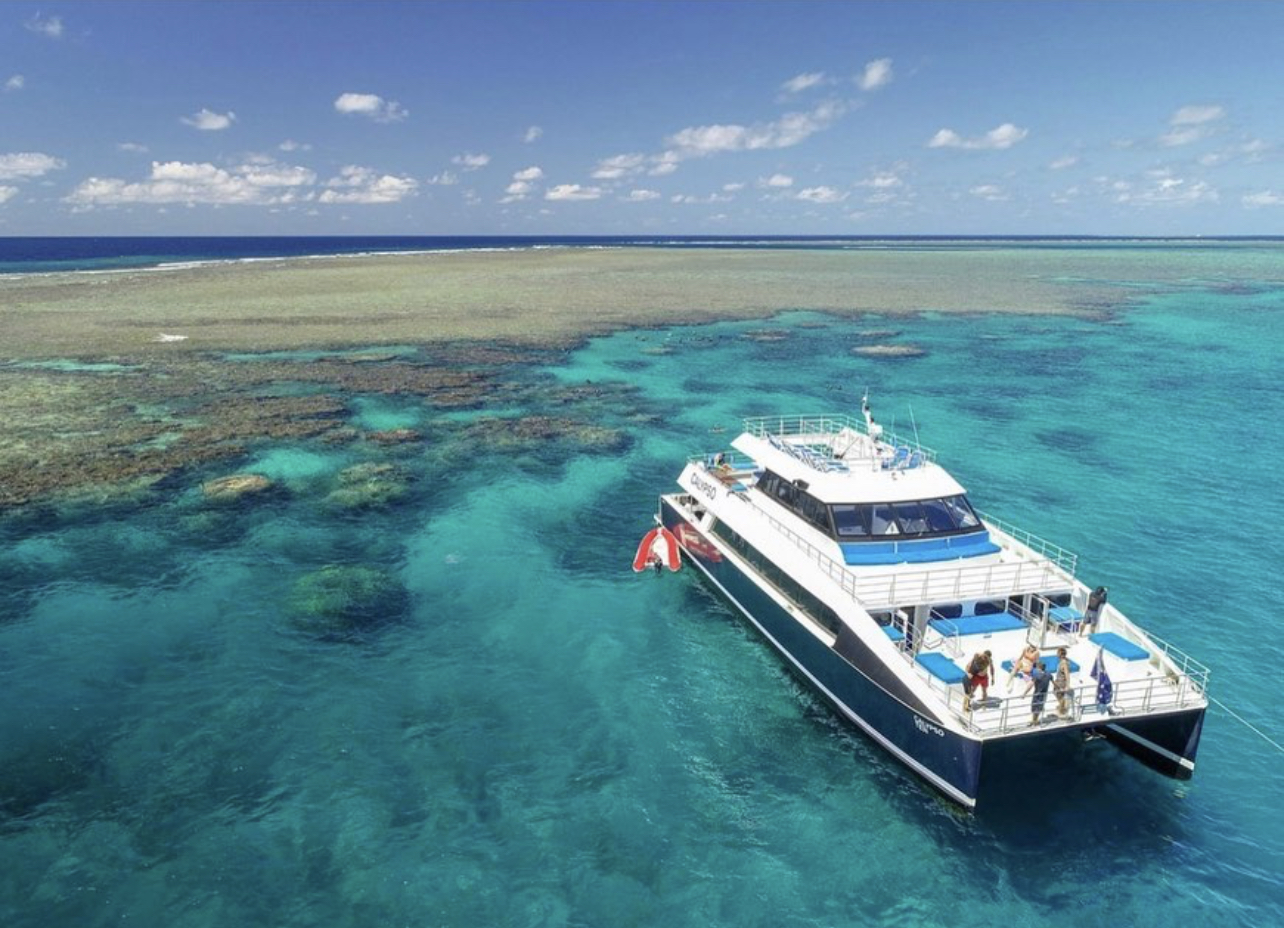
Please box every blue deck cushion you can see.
[1001,656,1081,674]
[1049,605,1084,630]
[881,625,906,642]
[840,531,1001,566]
[915,652,967,685]
[928,612,1025,637]
[1090,632,1150,661]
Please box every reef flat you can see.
[2,242,1279,511]
[0,245,1180,359]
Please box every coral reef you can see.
[285,564,409,638]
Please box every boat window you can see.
[974,600,1004,616]
[930,603,963,619]
[920,498,960,532]
[891,501,929,535]
[832,504,871,538]
[710,520,842,634]
[870,503,900,535]
[757,470,836,537]
[941,495,980,529]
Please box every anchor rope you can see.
[1209,694,1284,755]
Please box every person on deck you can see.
[1030,660,1052,726]
[1054,647,1073,718]
[1080,586,1108,637]
[963,650,995,712]
[1007,644,1039,694]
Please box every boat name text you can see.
[913,716,946,738]
[690,472,719,501]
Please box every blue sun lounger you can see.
[915,652,967,685]
[1089,632,1150,661]
[928,612,1025,637]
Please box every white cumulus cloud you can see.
[545,184,602,201]
[0,151,66,180]
[117,142,149,154]
[1159,104,1225,147]
[524,125,543,143]
[334,92,408,123]
[25,15,63,39]
[1113,170,1218,206]
[928,122,1028,150]
[181,108,236,131]
[664,100,844,160]
[4,75,24,92]
[426,171,458,186]
[760,173,794,188]
[858,58,893,91]
[1048,155,1079,170]
[64,159,317,208]
[797,186,848,204]
[1243,190,1284,208]
[624,189,660,202]
[592,153,647,180]
[279,139,312,152]
[451,152,491,171]
[857,170,902,189]
[500,166,545,203]
[969,184,1007,201]
[319,165,418,204]
[0,186,18,204]
[782,72,826,94]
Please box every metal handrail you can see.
[977,509,1079,576]
[741,413,939,463]
[919,670,1206,736]
[695,460,1071,611]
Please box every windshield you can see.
[831,494,982,539]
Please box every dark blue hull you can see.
[1102,707,1205,777]
[661,500,984,807]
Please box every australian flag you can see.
[1090,647,1113,710]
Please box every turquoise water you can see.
[3,289,1284,925]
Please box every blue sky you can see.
[2,1,1282,236]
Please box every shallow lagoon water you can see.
[3,261,1284,925]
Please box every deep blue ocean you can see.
[2,238,1283,926]
[4,234,1279,275]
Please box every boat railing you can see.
[741,413,938,464]
[686,451,759,473]
[918,669,1207,737]
[851,559,1068,611]
[977,510,1079,576]
[1100,605,1211,698]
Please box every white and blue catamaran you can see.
[654,399,1208,808]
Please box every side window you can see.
[831,504,870,538]
[930,603,963,619]
[870,503,900,535]
[920,498,959,532]
[974,600,1004,616]
[943,495,981,529]
[892,501,928,535]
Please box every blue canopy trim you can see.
[840,530,1001,566]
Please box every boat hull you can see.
[661,499,984,807]
[1101,707,1205,777]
